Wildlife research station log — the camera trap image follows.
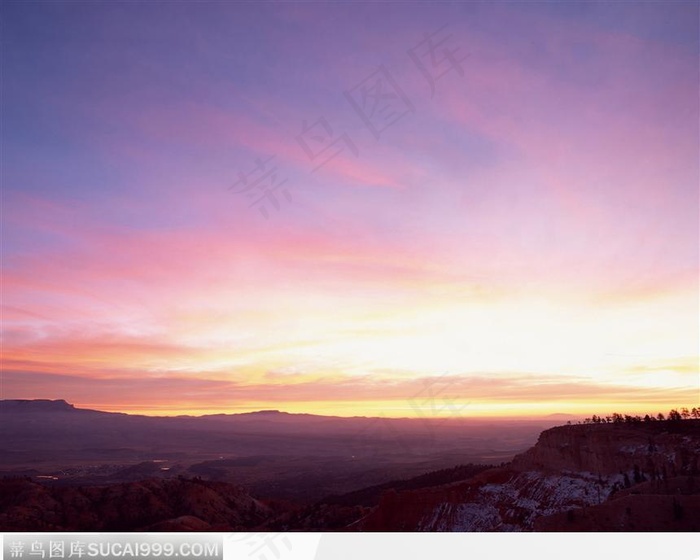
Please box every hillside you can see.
[0,399,558,502]
[2,402,698,531]
[0,477,272,531]
[357,420,700,531]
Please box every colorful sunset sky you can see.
[2,2,698,417]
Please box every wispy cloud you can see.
[2,2,696,416]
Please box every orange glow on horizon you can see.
[3,2,697,419]
[76,399,699,420]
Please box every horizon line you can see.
[3,398,696,423]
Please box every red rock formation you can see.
[0,477,272,531]
[359,421,700,531]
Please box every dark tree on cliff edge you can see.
[582,409,696,424]
[668,409,683,421]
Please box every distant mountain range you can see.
[0,399,573,471]
[0,399,559,502]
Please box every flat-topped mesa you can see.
[511,422,700,475]
[0,399,76,412]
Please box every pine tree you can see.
[668,409,682,421]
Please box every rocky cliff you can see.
[359,420,700,531]
[512,421,699,475]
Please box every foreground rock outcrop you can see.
[0,477,272,531]
[535,475,700,531]
[358,420,700,531]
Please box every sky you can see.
[2,1,698,418]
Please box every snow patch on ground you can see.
[419,470,618,531]
[619,444,647,454]
[425,503,505,532]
